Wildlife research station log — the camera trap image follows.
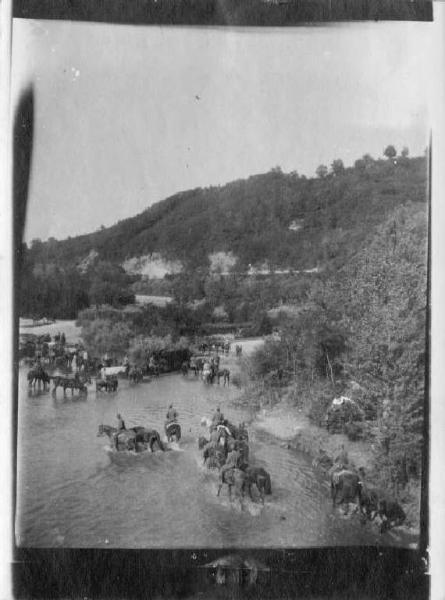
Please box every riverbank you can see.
[19,319,81,343]
[250,396,420,539]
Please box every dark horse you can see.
[165,422,181,443]
[330,468,362,515]
[27,366,50,389]
[243,467,272,504]
[96,377,118,392]
[200,440,226,469]
[133,427,165,452]
[52,374,91,395]
[97,424,136,451]
[217,369,230,386]
[217,468,247,501]
[128,367,143,384]
[97,424,165,452]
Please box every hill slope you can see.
[26,156,427,275]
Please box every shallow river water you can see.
[16,369,410,548]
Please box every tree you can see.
[383,145,397,160]
[331,159,345,176]
[86,261,136,307]
[401,146,409,158]
[81,318,134,358]
[354,158,366,171]
[316,164,328,179]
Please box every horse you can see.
[52,374,91,395]
[128,367,143,384]
[97,425,164,452]
[377,498,406,533]
[330,469,362,515]
[243,467,272,504]
[27,367,50,389]
[192,357,205,377]
[133,427,165,452]
[202,443,226,469]
[217,468,247,501]
[358,483,380,522]
[217,369,230,386]
[97,424,136,451]
[165,422,181,443]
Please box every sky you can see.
[11,19,433,243]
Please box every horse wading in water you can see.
[97,424,165,453]
[52,373,91,395]
[27,366,50,389]
[217,468,247,502]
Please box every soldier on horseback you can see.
[114,413,126,449]
[219,443,242,481]
[211,407,224,428]
[166,404,178,424]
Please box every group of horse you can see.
[198,341,231,355]
[327,463,406,533]
[198,419,272,505]
[26,360,147,396]
[27,365,91,395]
[182,357,230,386]
[97,419,182,452]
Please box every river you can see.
[16,368,409,548]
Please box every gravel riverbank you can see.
[251,398,420,539]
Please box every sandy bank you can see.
[252,399,420,535]
[254,401,373,469]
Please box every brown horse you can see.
[202,443,226,469]
[243,467,272,504]
[330,469,362,515]
[97,424,136,451]
[217,369,230,386]
[27,367,50,389]
[52,374,91,395]
[165,422,181,443]
[217,468,247,501]
[97,424,164,452]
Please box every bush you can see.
[305,382,335,427]
[345,422,364,441]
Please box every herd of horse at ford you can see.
[21,331,406,534]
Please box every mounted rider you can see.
[114,413,126,449]
[166,404,178,424]
[219,443,242,480]
[211,407,225,429]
